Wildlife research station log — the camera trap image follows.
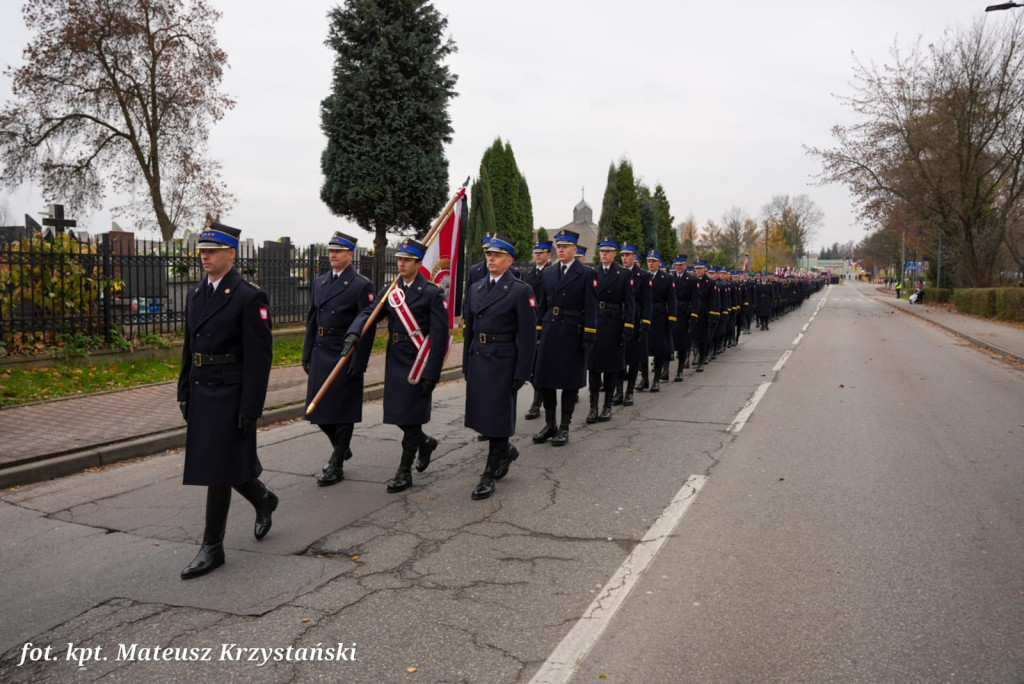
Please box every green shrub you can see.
[922,286,951,303]
[994,288,1024,322]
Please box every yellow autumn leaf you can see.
[405,667,418,673]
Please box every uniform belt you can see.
[551,307,583,317]
[193,353,239,367]
[318,326,347,336]
[598,301,621,309]
[390,332,412,344]
[476,333,516,344]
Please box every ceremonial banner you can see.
[420,187,467,330]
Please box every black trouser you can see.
[318,423,353,452]
[541,388,578,426]
[398,424,425,455]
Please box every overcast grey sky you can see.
[0,1,998,252]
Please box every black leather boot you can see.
[532,422,557,443]
[318,442,349,486]
[387,448,416,493]
[321,446,352,473]
[182,486,229,580]
[660,363,669,381]
[493,444,519,481]
[675,360,684,382]
[235,479,278,541]
[598,396,612,422]
[551,420,570,446]
[650,361,661,393]
[472,449,503,500]
[416,435,438,473]
[611,382,623,406]
[585,392,599,424]
[525,389,542,420]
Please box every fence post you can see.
[101,233,112,344]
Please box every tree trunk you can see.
[373,227,388,290]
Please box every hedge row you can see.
[922,286,952,303]
[952,288,1024,321]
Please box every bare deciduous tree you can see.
[0,0,235,239]
[809,17,1024,286]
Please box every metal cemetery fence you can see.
[0,232,400,351]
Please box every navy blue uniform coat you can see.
[534,260,599,390]
[647,269,677,359]
[302,265,376,425]
[462,272,537,437]
[624,263,652,365]
[350,273,448,425]
[588,262,637,373]
[177,268,273,486]
[672,271,697,356]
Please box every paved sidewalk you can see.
[0,341,464,488]
[867,287,1024,362]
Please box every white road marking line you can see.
[728,381,772,434]
[802,323,810,332]
[529,475,709,684]
[792,333,803,345]
[772,350,792,372]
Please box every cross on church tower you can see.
[40,204,77,234]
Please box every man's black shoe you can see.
[525,405,541,420]
[623,392,634,406]
[598,406,612,422]
[471,476,496,500]
[253,489,278,540]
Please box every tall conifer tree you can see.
[612,160,643,249]
[598,162,618,237]
[654,184,677,260]
[320,0,457,286]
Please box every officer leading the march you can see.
[347,237,447,493]
[302,231,375,487]
[532,229,598,447]
[177,221,277,580]
[462,233,537,499]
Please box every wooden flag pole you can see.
[306,179,469,415]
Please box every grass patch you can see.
[0,329,438,407]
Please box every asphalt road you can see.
[1,282,1021,683]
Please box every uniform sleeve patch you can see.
[368,292,374,302]
[528,297,536,308]
[259,307,269,320]
[442,300,448,309]
[630,278,634,287]
[592,278,598,287]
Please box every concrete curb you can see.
[876,298,1024,364]
[0,366,465,490]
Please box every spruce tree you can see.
[467,166,496,251]
[475,137,533,252]
[320,0,457,286]
[598,162,618,237]
[638,185,658,255]
[654,184,677,260]
[612,160,644,249]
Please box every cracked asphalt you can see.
[1,283,1021,683]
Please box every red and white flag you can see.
[420,187,467,331]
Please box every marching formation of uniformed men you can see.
[177,214,827,579]
[177,222,277,580]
